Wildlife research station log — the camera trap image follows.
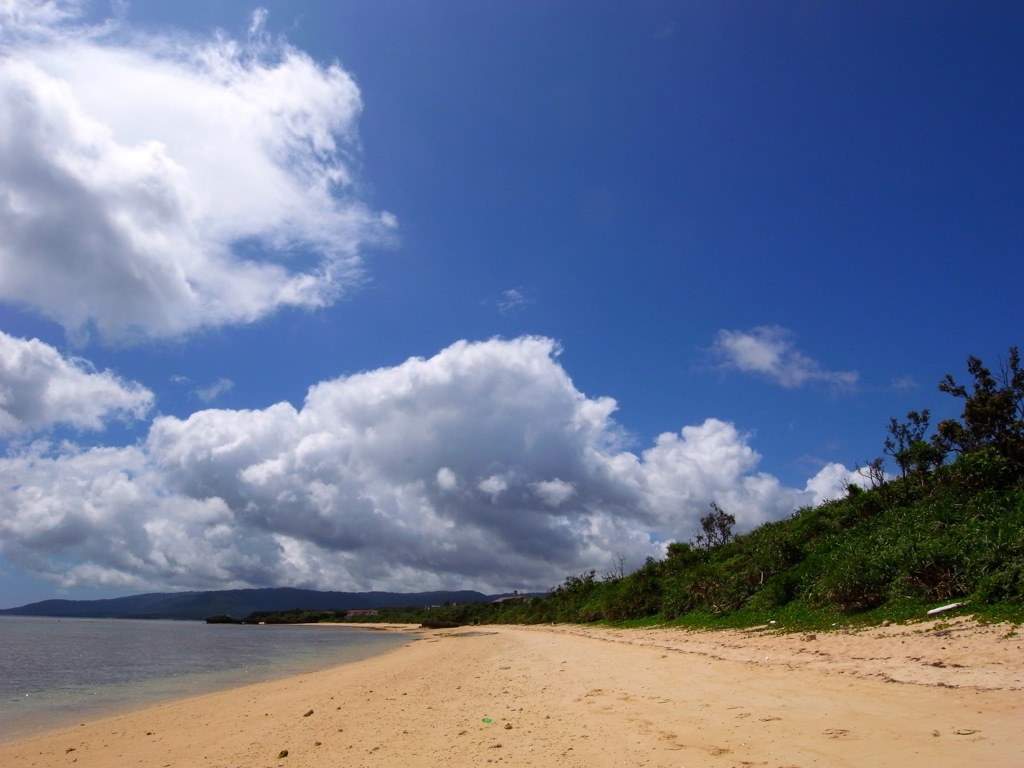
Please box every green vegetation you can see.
[250,348,1024,632]
[204,614,242,624]
[245,609,350,624]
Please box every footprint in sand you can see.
[824,728,850,738]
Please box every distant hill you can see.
[0,587,495,621]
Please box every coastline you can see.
[2,619,1021,767]
[0,619,417,744]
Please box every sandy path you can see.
[2,619,1021,767]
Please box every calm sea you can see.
[0,616,412,742]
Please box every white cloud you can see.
[0,331,152,435]
[436,467,458,491]
[711,326,858,389]
[890,375,918,390]
[635,418,807,533]
[478,475,510,500]
[0,336,848,594]
[802,462,860,506]
[531,478,576,507]
[0,443,268,592]
[0,0,80,35]
[194,378,233,404]
[0,2,394,343]
[496,288,533,314]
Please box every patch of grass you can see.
[968,601,1024,626]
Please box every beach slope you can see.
[2,619,1021,767]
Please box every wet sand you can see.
[2,617,1021,767]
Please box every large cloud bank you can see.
[0,337,853,594]
[0,2,394,342]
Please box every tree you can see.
[854,457,887,491]
[693,502,736,549]
[935,347,1024,470]
[602,553,627,581]
[884,410,945,486]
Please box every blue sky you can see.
[0,1,1020,607]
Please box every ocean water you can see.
[0,616,412,742]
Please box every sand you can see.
[2,617,1021,767]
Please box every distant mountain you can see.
[0,587,496,621]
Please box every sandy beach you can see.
[2,617,1021,768]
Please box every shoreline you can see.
[2,619,1022,767]
[0,620,418,745]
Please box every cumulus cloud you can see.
[0,336,853,595]
[0,443,265,592]
[711,326,858,389]
[0,331,152,435]
[802,462,861,506]
[0,1,394,343]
